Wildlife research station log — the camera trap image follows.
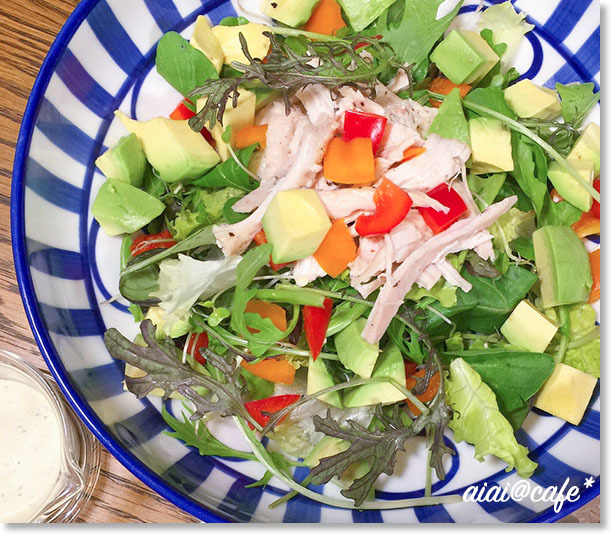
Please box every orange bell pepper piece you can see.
[235,124,268,149]
[245,300,288,334]
[400,145,427,163]
[240,357,296,385]
[406,369,441,416]
[588,249,600,304]
[323,137,375,184]
[313,219,357,277]
[429,78,472,108]
[571,211,600,238]
[304,0,347,36]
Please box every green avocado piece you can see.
[500,300,558,353]
[261,0,320,28]
[567,122,600,175]
[344,344,406,408]
[307,357,342,408]
[428,88,470,146]
[430,30,499,85]
[469,117,514,173]
[145,306,191,339]
[334,318,380,379]
[116,111,220,183]
[262,189,331,264]
[504,79,561,120]
[95,133,146,187]
[338,0,397,32]
[547,159,594,212]
[91,179,165,236]
[533,226,592,308]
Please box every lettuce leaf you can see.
[338,0,397,32]
[556,82,600,128]
[446,358,537,478]
[152,254,241,331]
[488,206,536,252]
[476,1,534,68]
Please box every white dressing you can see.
[0,364,66,522]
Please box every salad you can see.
[95,0,601,511]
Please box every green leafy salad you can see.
[93,0,601,510]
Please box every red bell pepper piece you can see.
[169,99,215,145]
[130,230,177,257]
[244,394,301,429]
[302,297,333,360]
[418,183,467,234]
[253,230,290,271]
[342,110,388,155]
[355,178,413,236]
[590,178,600,219]
[187,332,209,365]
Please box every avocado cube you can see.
[91,179,165,236]
[500,300,558,353]
[262,189,331,264]
[212,22,271,65]
[533,226,592,308]
[534,363,597,425]
[344,344,406,407]
[547,159,594,212]
[504,79,561,120]
[567,122,600,175]
[469,117,514,174]
[430,30,500,85]
[261,0,320,28]
[334,318,379,379]
[116,111,220,183]
[307,356,342,408]
[95,133,146,187]
[190,15,224,73]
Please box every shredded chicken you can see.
[385,134,471,191]
[317,188,376,220]
[293,256,326,287]
[361,196,518,344]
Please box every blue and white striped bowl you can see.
[11,0,599,523]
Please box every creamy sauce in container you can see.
[0,363,67,522]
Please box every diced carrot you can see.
[323,137,375,184]
[304,0,347,36]
[241,357,296,385]
[313,219,357,277]
[400,145,426,163]
[235,124,268,149]
[245,300,288,334]
[406,369,440,416]
[429,77,472,108]
[588,249,600,304]
[571,211,600,238]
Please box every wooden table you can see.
[0,0,599,524]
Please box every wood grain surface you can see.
[0,0,599,524]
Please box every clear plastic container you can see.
[0,348,101,523]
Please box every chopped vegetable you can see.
[245,300,288,333]
[406,369,440,416]
[253,230,291,271]
[589,249,600,304]
[169,100,196,120]
[313,219,357,277]
[130,230,177,257]
[304,0,347,36]
[400,145,426,163]
[303,297,334,360]
[235,124,268,149]
[590,178,600,219]
[571,211,600,239]
[240,357,296,384]
[355,178,412,236]
[323,137,375,184]
[429,77,471,108]
[418,183,467,234]
[342,110,388,154]
[187,332,209,365]
[245,394,301,428]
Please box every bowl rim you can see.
[9,0,599,524]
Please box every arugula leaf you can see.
[326,302,370,337]
[540,197,582,227]
[465,87,516,118]
[223,197,249,224]
[468,173,507,208]
[556,82,600,128]
[375,0,463,75]
[511,237,535,260]
[445,358,537,477]
[510,132,548,217]
[240,368,274,400]
[218,16,249,27]
[495,179,533,212]
[163,406,258,460]
[192,144,259,192]
[156,31,218,97]
[442,350,554,429]
[427,88,470,145]
[463,250,501,279]
[119,249,161,306]
[476,29,507,89]
[338,0,397,32]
